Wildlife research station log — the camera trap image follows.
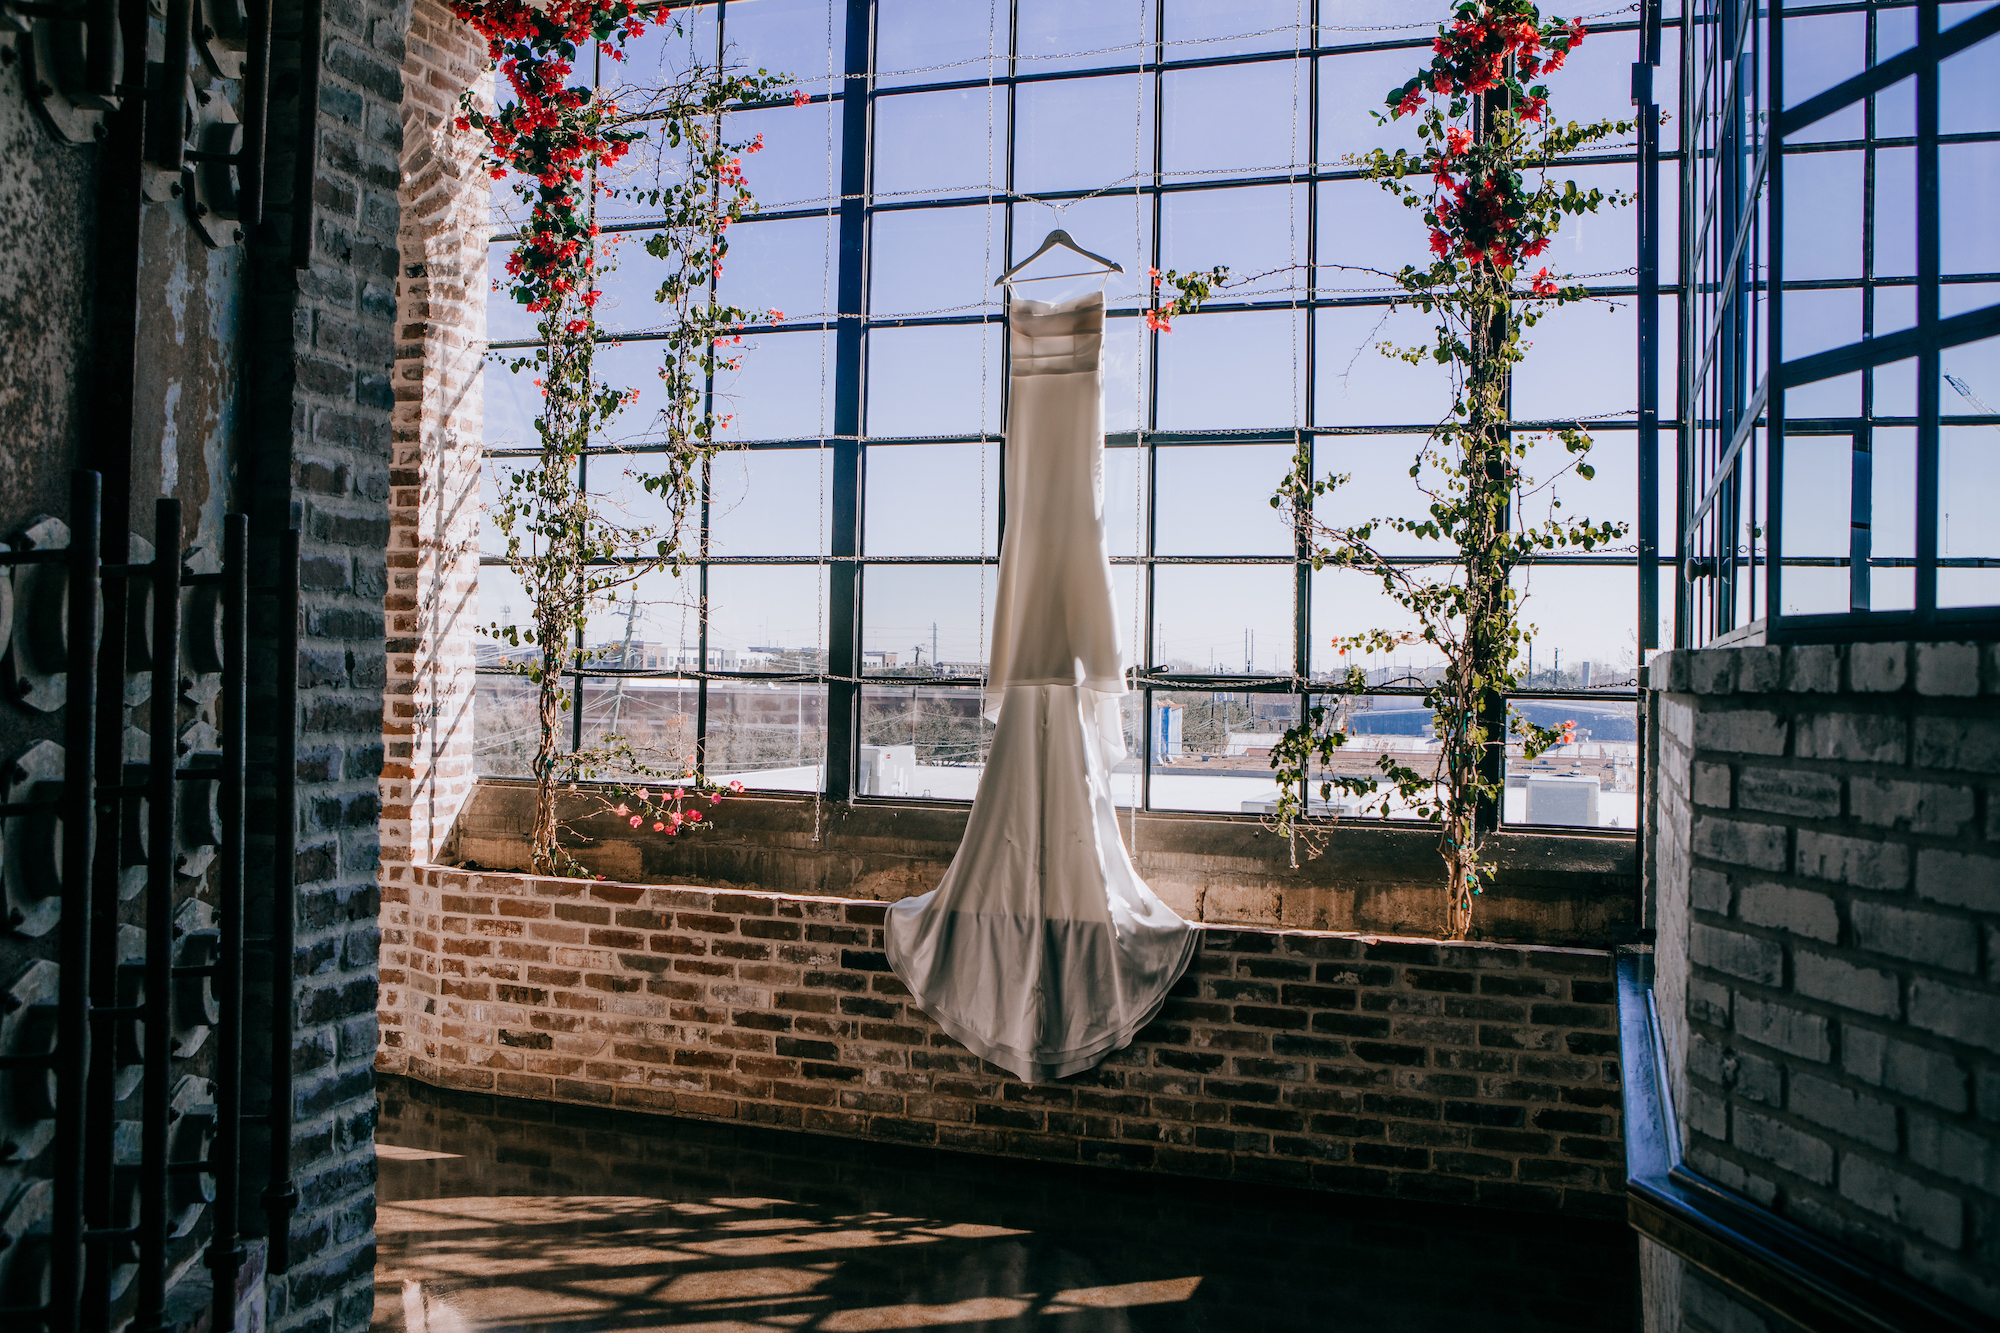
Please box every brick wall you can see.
[1648,642,2000,1319]
[250,0,415,1326]
[377,867,1626,1215]
[385,0,488,872]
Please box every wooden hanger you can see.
[994,228,1123,286]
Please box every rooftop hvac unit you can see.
[1525,774,1600,827]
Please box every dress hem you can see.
[888,926,1201,1084]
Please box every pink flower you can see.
[629,815,643,827]
[686,808,702,823]
[1145,309,1173,333]
[729,780,744,793]
[653,821,665,831]
[635,787,649,799]
[614,803,629,815]
[792,88,810,107]
[672,788,684,801]
[710,793,722,805]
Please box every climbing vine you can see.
[1267,0,1634,938]
[455,0,792,874]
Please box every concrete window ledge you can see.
[377,867,1628,1215]
[434,779,1638,946]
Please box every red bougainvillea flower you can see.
[793,88,810,106]
[1530,266,1558,296]
[686,808,702,823]
[1145,309,1173,333]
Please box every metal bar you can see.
[152,0,193,173]
[239,0,271,226]
[50,472,101,1333]
[1765,0,1786,631]
[822,0,872,805]
[206,515,248,1329]
[262,527,300,1274]
[136,498,182,1333]
[1915,0,1940,623]
[1637,0,1662,654]
[290,0,323,269]
[1778,2,2000,138]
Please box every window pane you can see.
[1102,315,1152,435]
[1781,150,1864,281]
[707,565,828,667]
[1504,701,1639,830]
[870,205,1005,320]
[487,242,539,344]
[1151,565,1294,674]
[1155,309,1305,430]
[863,565,997,678]
[1318,49,1428,165]
[1536,163,1637,279]
[715,215,836,321]
[1313,304,1453,426]
[477,562,532,650]
[1941,142,2000,277]
[1102,443,1148,560]
[1508,565,1637,685]
[865,442,999,557]
[1165,0,1309,59]
[1015,0,1155,76]
[1315,179,1426,289]
[484,358,543,451]
[1939,336,2000,608]
[877,0,1005,87]
[713,329,835,441]
[707,680,826,791]
[1515,431,1640,544]
[1153,444,1296,556]
[1778,434,1854,618]
[1161,185,1305,301]
[1015,75,1154,195]
[1941,28,2000,134]
[722,0,843,95]
[1782,10,1865,109]
[1309,433,1445,558]
[1781,286,1862,362]
[876,88,1001,202]
[1009,195,1151,310]
[1866,424,1917,614]
[1162,61,1309,182]
[584,569,701,666]
[578,677,698,779]
[1148,690,1297,815]
[1511,300,1637,424]
[1296,690,1431,821]
[1308,567,1444,680]
[859,684,992,799]
[729,102,838,210]
[865,325,1003,437]
[474,674,540,778]
[709,446,832,557]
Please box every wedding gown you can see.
[883,290,1199,1083]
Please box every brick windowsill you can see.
[379,865,1628,1215]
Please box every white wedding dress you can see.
[883,290,1199,1083]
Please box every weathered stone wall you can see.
[1647,642,2000,1320]
[377,867,1626,1215]
[443,782,1641,947]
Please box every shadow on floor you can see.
[374,1075,1635,1332]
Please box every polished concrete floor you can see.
[374,1076,1635,1332]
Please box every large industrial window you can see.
[1678,0,2000,647]
[478,0,1677,830]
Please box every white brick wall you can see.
[1649,642,2000,1318]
